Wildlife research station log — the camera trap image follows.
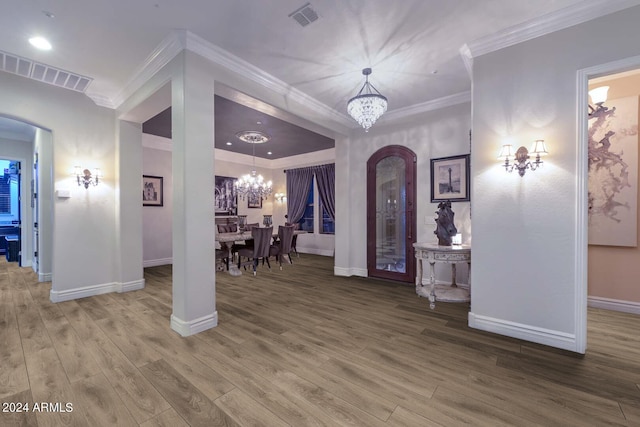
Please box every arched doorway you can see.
[366,145,417,283]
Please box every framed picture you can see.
[430,154,470,202]
[143,175,164,206]
[247,192,262,209]
[215,175,238,216]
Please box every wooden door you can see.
[367,146,417,283]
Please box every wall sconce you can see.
[498,140,548,177]
[274,192,287,203]
[589,86,609,116]
[75,166,100,189]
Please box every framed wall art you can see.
[143,175,163,206]
[215,175,238,216]
[247,192,262,209]
[430,154,470,202]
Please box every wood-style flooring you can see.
[1,255,639,426]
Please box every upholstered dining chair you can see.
[217,223,240,269]
[237,226,276,275]
[215,248,227,272]
[241,223,260,249]
[285,222,300,257]
[272,225,295,269]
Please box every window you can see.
[295,177,335,235]
[297,179,314,232]
[320,197,334,234]
[0,160,18,219]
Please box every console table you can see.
[413,242,471,309]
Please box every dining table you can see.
[216,229,305,276]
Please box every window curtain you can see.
[285,167,314,224]
[313,163,335,221]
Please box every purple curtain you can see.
[286,167,314,223]
[313,163,335,221]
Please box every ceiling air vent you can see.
[289,3,319,27]
[0,49,92,93]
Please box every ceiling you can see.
[143,96,336,159]
[1,0,620,157]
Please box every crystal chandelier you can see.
[347,68,388,132]
[234,131,273,201]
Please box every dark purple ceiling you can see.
[142,95,335,160]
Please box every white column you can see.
[116,120,145,292]
[334,135,352,276]
[170,51,217,336]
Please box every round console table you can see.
[413,242,471,309]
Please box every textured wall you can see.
[471,5,640,350]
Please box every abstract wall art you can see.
[588,95,639,247]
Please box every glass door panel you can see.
[367,146,416,283]
[375,156,406,273]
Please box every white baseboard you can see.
[143,257,173,268]
[334,266,368,277]
[588,296,640,315]
[298,247,334,257]
[468,312,579,353]
[50,278,145,303]
[170,312,218,336]
[39,272,52,282]
[50,282,119,303]
[119,279,145,293]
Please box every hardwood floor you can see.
[1,255,639,426]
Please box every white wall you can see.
[33,128,53,281]
[142,138,173,266]
[335,103,472,281]
[0,71,118,301]
[470,5,640,352]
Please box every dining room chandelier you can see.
[234,130,273,201]
[347,68,388,132]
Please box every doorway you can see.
[577,55,640,353]
[366,145,417,283]
[0,159,21,264]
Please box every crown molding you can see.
[379,91,471,123]
[110,31,186,109]
[142,133,173,151]
[465,0,640,59]
[459,44,473,80]
[85,92,117,109]
[183,31,353,129]
[269,148,336,170]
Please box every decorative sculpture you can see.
[434,200,457,246]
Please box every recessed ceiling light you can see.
[226,141,232,145]
[256,121,262,125]
[267,151,272,155]
[29,36,52,50]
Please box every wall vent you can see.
[0,50,92,93]
[289,3,319,27]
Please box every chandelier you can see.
[347,68,388,132]
[234,130,273,201]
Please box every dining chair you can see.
[217,223,240,269]
[237,226,276,275]
[241,223,260,248]
[215,248,227,272]
[272,225,295,269]
[285,222,300,257]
